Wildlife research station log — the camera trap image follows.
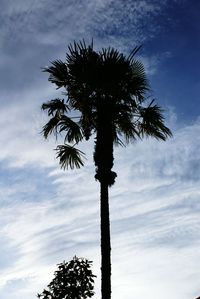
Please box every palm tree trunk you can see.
[94,98,115,299]
[100,180,111,299]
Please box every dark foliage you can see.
[41,40,172,185]
[37,256,96,299]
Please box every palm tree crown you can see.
[42,40,171,184]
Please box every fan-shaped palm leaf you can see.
[66,41,100,91]
[43,60,68,88]
[130,59,149,101]
[138,101,172,140]
[41,99,69,116]
[59,115,83,143]
[56,145,85,169]
[42,115,60,139]
[115,115,139,144]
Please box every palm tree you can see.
[41,40,172,299]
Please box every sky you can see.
[0,0,200,298]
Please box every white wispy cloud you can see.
[0,98,200,298]
[0,0,180,49]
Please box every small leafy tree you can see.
[37,256,96,299]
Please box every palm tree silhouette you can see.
[41,40,172,299]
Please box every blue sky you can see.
[0,0,200,298]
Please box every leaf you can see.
[58,115,83,143]
[42,60,68,88]
[138,103,172,140]
[41,99,69,116]
[37,257,96,299]
[127,45,142,63]
[42,116,60,139]
[56,144,85,169]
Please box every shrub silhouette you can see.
[37,256,96,299]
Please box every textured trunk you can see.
[94,98,116,299]
[100,180,111,299]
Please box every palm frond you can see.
[42,60,68,88]
[41,99,69,116]
[127,45,142,63]
[66,41,100,97]
[101,47,124,63]
[66,40,95,66]
[58,115,83,143]
[56,145,85,169]
[98,48,132,95]
[113,132,125,147]
[67,39,92,55]
[42,116,60,139]
[138,102,172,140]
[116,114,139,144]
[130,60,150,101]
